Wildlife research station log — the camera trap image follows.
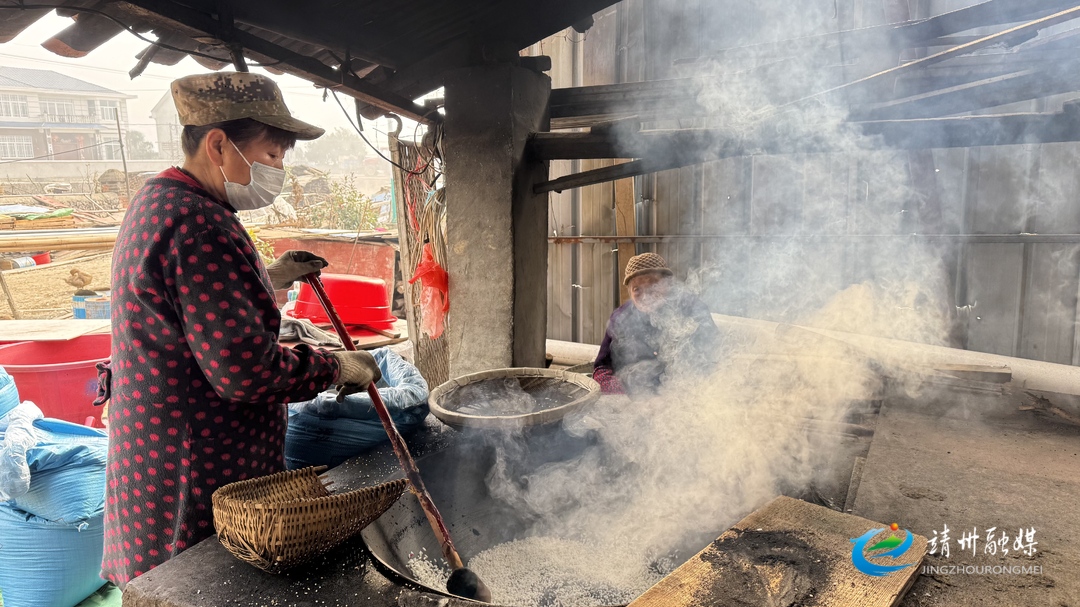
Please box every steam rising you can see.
[471,3,971,603]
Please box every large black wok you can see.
[360,425,665,605]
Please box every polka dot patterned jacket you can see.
[102,167,341,587]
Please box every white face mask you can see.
[219,140,285,211]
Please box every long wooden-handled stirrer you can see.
[303,274,491,602]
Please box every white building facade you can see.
[0,66,134,163]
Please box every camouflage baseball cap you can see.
[171,72,324,140]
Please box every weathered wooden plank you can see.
[40,12,126,58]
[0,7,51,43]
[629,495,926,607]
[0,319,110,341]
[932,363,1013,384]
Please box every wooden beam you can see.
[538,158,673,194]
[549,78,702,119]
[791,4,1080,109]
[532,104,1080,192]
[860,106,1080,148]
[0,271,21,320]
[691,0,1079,66]
[530,129,722,161]
[0,7,51,43]
[117,0,437,123]
[547,45,1080,128]
[354,36,476,120]
[204,0,399,68]
[388,130,421,366]
[357,0,620,118]
[892,0,1075,44]
[851,61,1080,120]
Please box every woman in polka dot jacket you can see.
[101,73,382,587]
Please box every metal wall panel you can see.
[1020,244,1080,364]
[964,243,1025,356]
[539,0,1080,364]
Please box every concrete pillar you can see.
[444,63,551,376]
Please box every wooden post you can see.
[388,131,421,363]
[387,125,450,386]
[0,270,22,320]
[115,113,131,206]
[614,159,636,304]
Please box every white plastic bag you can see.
[0,400,43,502]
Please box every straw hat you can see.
[623,252,673,285]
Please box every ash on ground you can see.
[695,529,829,607]
[407,536,675,607]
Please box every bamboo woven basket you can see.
[429,367,601,430]
[213,467,407,573]
[564,362,595,377]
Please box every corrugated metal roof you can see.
[0,66,124,95]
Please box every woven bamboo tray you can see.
[429,367,601,430]
[212,466,407,573]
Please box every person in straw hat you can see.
[593,252,721,396]
[100,72,381,587]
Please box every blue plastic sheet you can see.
[286,347,429,469]
[0,399,107,524]
[0,505,105,607]
[0,365,19,422]
[18,419,107,524]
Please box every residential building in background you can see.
[150,91,181,162]
[0,66,135,162]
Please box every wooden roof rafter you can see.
[0,0,621,123]
[532,3,1080,193]
[678,0,1080,70]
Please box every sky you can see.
[0,11,411,152]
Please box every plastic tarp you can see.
[0,365,19,423]
[408,243,449,339]
[286,347,429,469]
[0,368,107,606]
[17,419,107,524]
[0,398,40,504]
[0,398,108,524]
[0,206,73,220]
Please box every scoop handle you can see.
[301,274,465,569]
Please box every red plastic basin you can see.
[288,274,395,327]
[0,334,110,426]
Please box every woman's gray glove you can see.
[331,350,382,402]
[266,250,328,289]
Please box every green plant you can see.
[299,175,381,231]
[247,227,276,264]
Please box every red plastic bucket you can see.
[0,334,110,426]
[30,251,51,265]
